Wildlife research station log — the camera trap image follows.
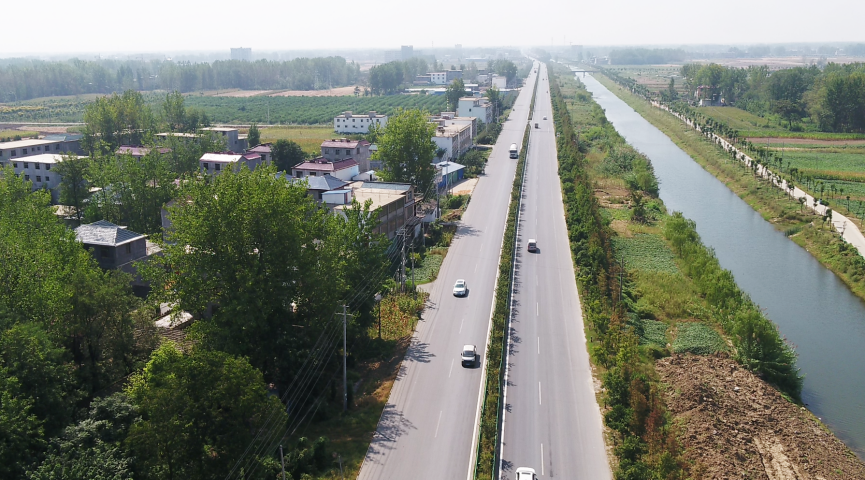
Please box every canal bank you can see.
[577,72,865,458]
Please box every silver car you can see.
[461,344,477,367]
[453,279,468,297]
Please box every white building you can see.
[429,72,448,85]
[457,97,493,124]
[431,123,473,162]
[7,153,81,203]
[0,137,82,165]
[429,112,478,139]
[199,152,265,176]
[201,127,248,153]
[334,111,387,134]
[491,74,508,89]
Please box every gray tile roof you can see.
[290,174,348,191]
[75,220,145,247]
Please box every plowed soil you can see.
[656,354,865,479]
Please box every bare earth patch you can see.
[747,137,865,146]
[210,90,274,97]
[269,86,360,97]
[657,354,865,479]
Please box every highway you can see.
[498,64,611,479]
[358,62,540,480]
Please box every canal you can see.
[578,72,865,457]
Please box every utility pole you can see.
[398,228,407,292]
[279,444,286,480]
[411,238,416,299]
[342,305,348,412]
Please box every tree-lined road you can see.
[358,63,540,480]
[498,63,611,479]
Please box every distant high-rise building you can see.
[401,45,414,60]
[231,47,252,61]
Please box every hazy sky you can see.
[3,0,864,56]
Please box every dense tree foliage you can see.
[445,78,466,111]
[82,91,157,155]
[609,48,688,65]
[272,139,306,172]
[0,57,360,102]
[374,109,437,195]
[679,62,865,132]
[368,58,431,95]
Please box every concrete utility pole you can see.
[279,444,286,480]
[343,305,348,412]
[398,228,407,291]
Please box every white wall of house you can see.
[333,112,388,134]
[457,98,492,124]
[8,154,70,203]
[429,72,448,85]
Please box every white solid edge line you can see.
[467,66,539,480]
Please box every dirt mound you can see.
[656,354,865,479]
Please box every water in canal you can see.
[578,72,865,457]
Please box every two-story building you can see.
[201,127,248,153]
[431,124,473,162]
[457,97,493,124]
[429,112,478,138]
[333,181,416,240]
[199,152,265,175]
[333,111,387,135]
[6,153,84,203]
[0,136,83,166]
[75,220,161,297]
[321,138,372,172]
[292,158,359,182]
[247,143,272,164]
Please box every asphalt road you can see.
[358,63,541,480]
[498,64,611,479]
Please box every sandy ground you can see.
[747,137,865,146]
[657,354,865,479]
[451,177,479,196]
[268,86,360,97]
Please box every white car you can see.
[542,116,547,120]
[515,467,538,480]
[453,279,468,297]
[461,344,477,367]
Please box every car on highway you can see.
[527,239,537,252]
[515,467,538,480]
[453,279,468,297]
[461,344,477,367]
[542,116,547,120]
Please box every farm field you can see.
[0,129,38,141]
[184,94,447,125]
[256,126,336,154]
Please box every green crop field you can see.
[258,126,336,153]
[612,234,679,274]
[185,94,448,125]
[671,322,727,355]
[0,129,39,141]
[700,106,778,132]
[634,319,669,347]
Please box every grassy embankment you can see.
[0,129,39,141]
[593,72,865,301]
[550,62,802,478]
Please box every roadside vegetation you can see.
[549,63,802,478]
[595,70,865,301]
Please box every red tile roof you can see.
[294,157,358,172]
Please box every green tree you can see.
[485,85,502,119]
[27,394,137,480]
[141,167,344,385]
[81,90,157,156]
[272,139,306,172]
[248,123,261,147]
[126,344,285,480]
[374,109,437,195]
[446,78,466,111]
[55,154,90,224]
[0,368,45,479]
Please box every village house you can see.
[75,220,161,297]
[321,138,373,172]
[199,152,265,175]
[333,111,388,135]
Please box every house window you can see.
[356,148,360,154]
[45,164,51,170]
[35,163,40,169]
[215,164,221,171]
[101,247,110,258]
[24,175,30,181]
[345,149,351,155]
[36,176,41,182]
[45,176,49,182]
[125,244,132,254]
[10,150,16,157]
[22,149,27,154]
[203,163,209,170]
[55,145,60,150]
[12,163,17,168]
[310,172,316,176]
[324,149,330,154]
[37,146,41,151]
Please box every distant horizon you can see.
[3,0,864,56]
